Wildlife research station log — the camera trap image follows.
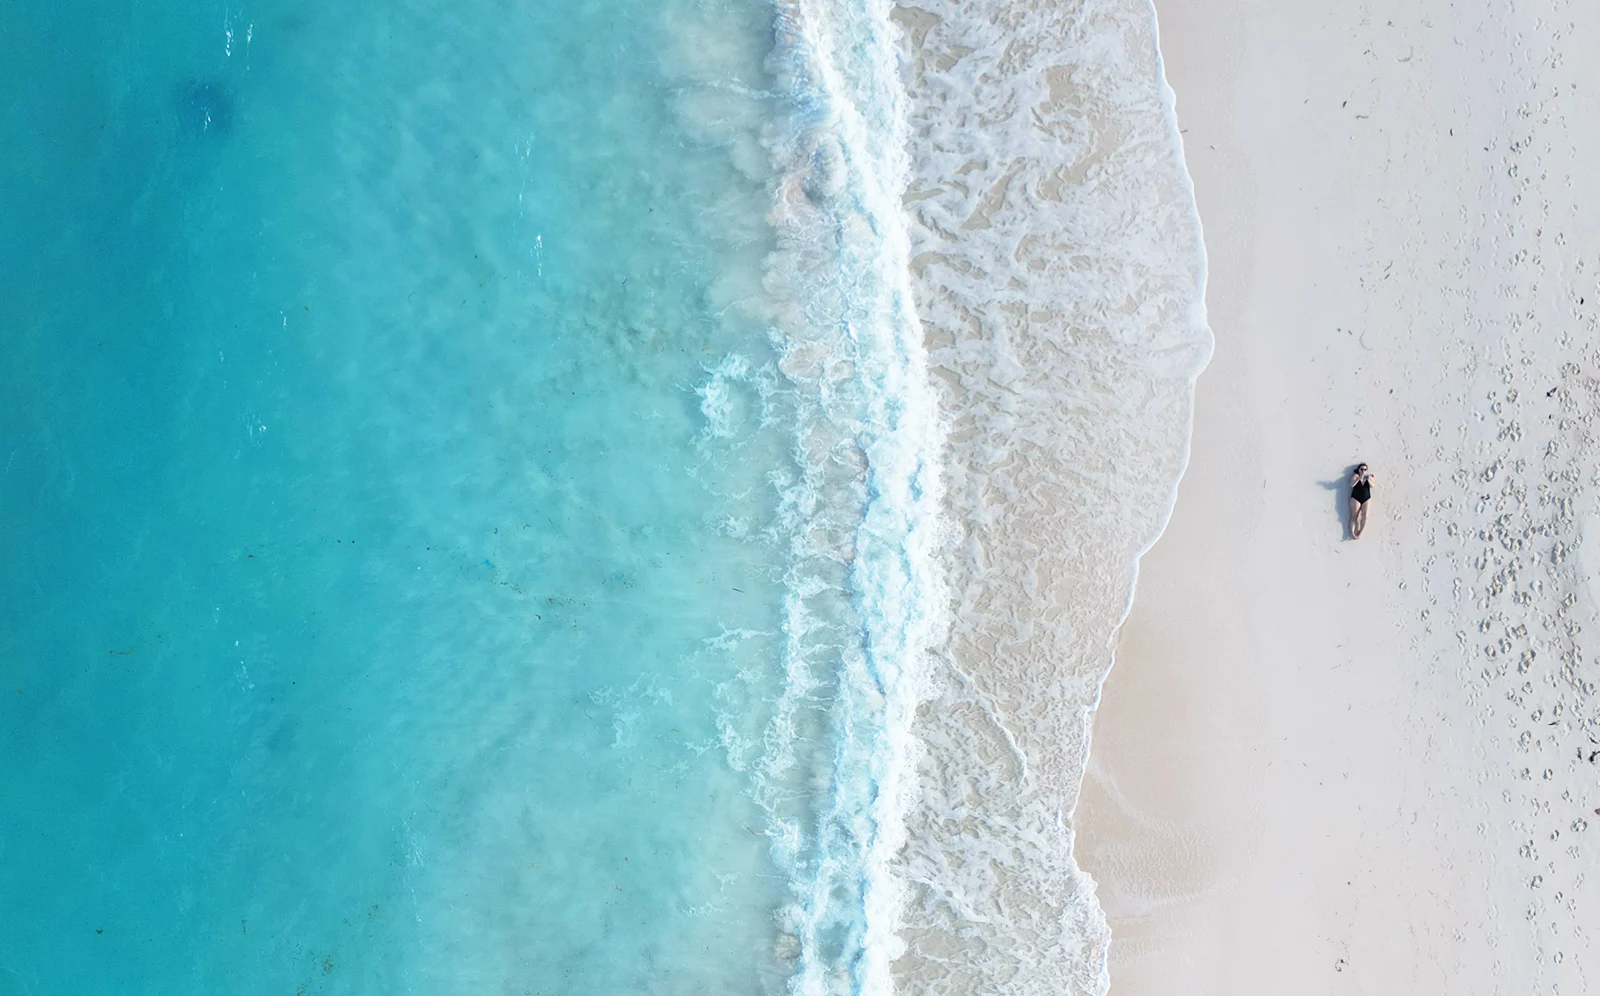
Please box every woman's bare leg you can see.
[1352,500,1368,538]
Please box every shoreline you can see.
[888,0,1212,990]
[1075,0,1600,990]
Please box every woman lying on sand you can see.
[1350,463,1375,538]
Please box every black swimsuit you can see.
[1352,478,1372,503]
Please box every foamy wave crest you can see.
[747,0,950,991]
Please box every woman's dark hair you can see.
[1356,463,1368,472]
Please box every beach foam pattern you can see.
[736,0,950,990]
[888,0,1211,992]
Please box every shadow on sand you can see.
[1319,465,1360,540]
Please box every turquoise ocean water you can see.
[1,0,942,992]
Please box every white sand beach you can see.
[1076,0,1600,992]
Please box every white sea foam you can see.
[671,0,1207,989]
[670,0,949,990]
[887,0,1211,992]
[751,0,951,991]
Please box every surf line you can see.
[763,0,950,990]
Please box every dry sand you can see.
[1075,0,1600,992]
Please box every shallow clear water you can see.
[1,0,802,991]
[1,0,1211,991]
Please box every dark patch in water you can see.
[174,79,234,138]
